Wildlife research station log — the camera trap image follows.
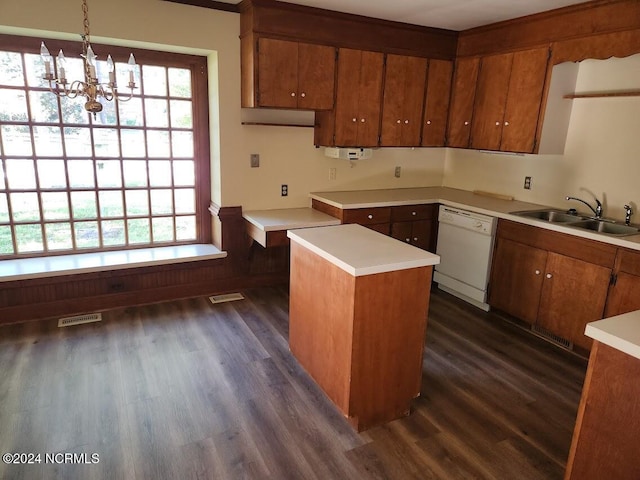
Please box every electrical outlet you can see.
[524,176,532,190]
[329,167,337,180]
[395,166,401,178]
[250,154,260,168]
[281,184,288,196]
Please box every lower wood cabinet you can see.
[489,220,616,351]
[311,200,437,252]
[605,248,640,317]
[390,204,437,252]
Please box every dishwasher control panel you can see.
[438,206,496,235]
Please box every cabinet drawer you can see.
[343,207,391,225]
[391,204,436,222]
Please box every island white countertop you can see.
[243,207,341,232]
[586,311,640,360]
[287,223,440,277]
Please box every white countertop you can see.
[287,223,440,277]
[586,312,640,360]
[0,244,226,282]
[310,187,640,250]
[243,207,341,232]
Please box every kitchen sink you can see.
[568,220,640,236]
[511,209,640,237]
[511,209,585,223]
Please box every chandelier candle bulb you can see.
[128,54,137,87]
[40,42,52,77]
[56,50,66,83]
[107,55,115,85]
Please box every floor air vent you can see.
[531,324,572,349]
[58,312,102,328]
[209,293,245,304]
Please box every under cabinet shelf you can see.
[564,90,640,99]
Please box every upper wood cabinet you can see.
[421,59,453,147]
[446,57,480,148]
[243,38,336,110]
[331,48,385,147]
[380,55,427,147]
[470,47,550,153]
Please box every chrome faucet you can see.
[566,195,603,219]
[624,204,633,225]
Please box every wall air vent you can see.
[209,293,245,304]
[58,312,102,328]
[531,324,572,350]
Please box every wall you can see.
[0,0,445,213]
[444,54,640,222]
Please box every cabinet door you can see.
[537,252,611,351]
[447,57,480,148]
[604,249,640,317]
[334,49,384,147]
[391,222,413,244]
[297,43,336,110]
[410,220,433,251]
[257,38,298,108]
[604,272,640,317]
[380,54,427,146]
[422,59,453,147]
[488,238,547,325]
[470,53,513,151]
[500,47,549,153]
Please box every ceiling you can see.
[208,0,587,30]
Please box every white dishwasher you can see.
[433,205,497,311]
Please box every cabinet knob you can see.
[495,121,501,126]
[291,92,296,97]
[426,120,431,125]
[464,121,469,126]
[535,270,541,275]
[367,214,373,219]
[404,120,409,124]
[412,211,416,216]
[361,118,366,123]
[546,273,553,279]
[413,237,418,241]
[397,120,401,124]
[300,92,306,98]
[352,118,357,122]
[504,121,509,126]
[405,238,411,242]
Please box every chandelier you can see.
[39,0,138,118]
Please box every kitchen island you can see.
[287,224,439,431]
[565,311,640,480]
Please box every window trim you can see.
[0,33,211,259]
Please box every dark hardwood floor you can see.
[0,286,587,480]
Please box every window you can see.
[0,34,210,258]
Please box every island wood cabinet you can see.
[315,48,384,147]
[446,57,480,148]
[470,47,550,153]
[242,37,336,110]
[380,54,428,146]
[565,340,640,480]
[288,224,437,431]
[604,248,640,317]
[421,59,453,147]
[489,220,616,351]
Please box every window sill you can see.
[0,245,227,283]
